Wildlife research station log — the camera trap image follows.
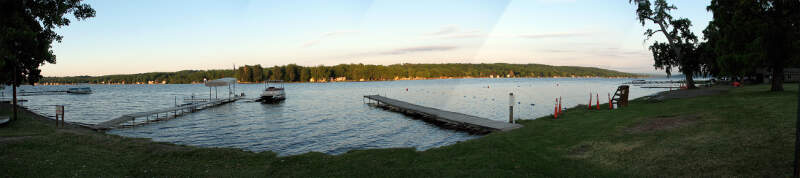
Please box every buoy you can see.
[596,93,600,110]
[588,92,593,110]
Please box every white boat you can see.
[259,80,285,103]
[67,87,92,94]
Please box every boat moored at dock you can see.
[259,80,285,103]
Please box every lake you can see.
[3,78,670,156]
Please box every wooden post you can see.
[55,106,59,127]
[55,105,65,128]
[588,92,592,110]
[174,96,177,118]
[509,93,514,123]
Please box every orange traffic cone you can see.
[558,97,562,115]
[596,93,600,110]
[554,98,558,119]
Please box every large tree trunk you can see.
[771,66,785,91]
[684,72,697,89]
[795,81,800,177]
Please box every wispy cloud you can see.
[301,30,359,48]
[539,49,576,53]
[426,25,485,39]
[301,39,321,48]
[427,25,459,36]
[440,30,484,39]
[537,0,577,3]
[322,30,359,37]
[378,45,459,55]
[519,32,589,39]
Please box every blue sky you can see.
[46,0,712,76]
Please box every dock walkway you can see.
[93,96,242,130]
[364,95,522,134]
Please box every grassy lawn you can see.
[0,84,797,177]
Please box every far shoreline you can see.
[32,75,655,86]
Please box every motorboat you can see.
[259,80,285,103]
[67,87,92,94]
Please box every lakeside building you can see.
[756,68,800,83]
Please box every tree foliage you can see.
[705,0,800,91]
[0,0,95,85]
[40,63,643,84]
[630,0,708,89]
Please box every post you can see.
[61,106,65,127]
[509,93,515,123]
[530,104,535,118]
[55,106,59,127]
[588,92,592,110]
[233,64,236,97]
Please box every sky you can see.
[45,0,713,77]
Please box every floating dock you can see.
[363,95,522,134]
[93,96,242,130]
[18,90,71,96]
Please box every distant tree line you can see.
[40,63,642,84]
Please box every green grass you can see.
[0,84,797,177]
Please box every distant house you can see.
[757,68,800,83]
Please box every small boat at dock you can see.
[259,80,285,103]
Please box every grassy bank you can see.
[1,84,797,177]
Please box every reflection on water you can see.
[4,78,668,156]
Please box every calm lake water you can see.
[4,78,670,156]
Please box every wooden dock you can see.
[93,96,242,130]
[364,95,522,134]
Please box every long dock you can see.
[92,96,242,130]
[19,90,70,96]
[364,95,522,134]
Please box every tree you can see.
[242,65,252,82]
[299,67,311,82]
[705,0,800,91]
[285,64,299,82]
[0,0,95,121]
[270,65,284,81]
[236,66,245,82]
[630,0,703,89]
[252,65,263,82]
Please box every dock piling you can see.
[509,93,514,124]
